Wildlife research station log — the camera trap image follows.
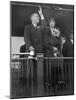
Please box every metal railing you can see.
[11,53,74,98]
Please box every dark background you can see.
[11,1,74,37]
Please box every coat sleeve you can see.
[40,19,48,30]
[43,29,54,49]
[62,42,68,56]
[24,25,33,50]
[57,38,62,52]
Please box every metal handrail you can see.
[11,57,74,61]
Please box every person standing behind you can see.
[62,31,74,88]
[62,32,74,58]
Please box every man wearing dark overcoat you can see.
[24,6,46,84]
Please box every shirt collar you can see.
[32,23,37,27]
[32,23,40,29]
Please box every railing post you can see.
[37,54,44,96]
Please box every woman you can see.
[44,17,62,57]
[44,17,64,88]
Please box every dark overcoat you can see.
[24,20,46,53]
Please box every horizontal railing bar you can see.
[12,53,74,56]
[12,53,30,55]
[11,57,74,61]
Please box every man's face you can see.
[61,37,66,44]
[31,13,40,24]
[49,20,55,28]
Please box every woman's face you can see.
[49,20,55,28]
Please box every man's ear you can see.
[30,15,32,21]
[30,13,34,21]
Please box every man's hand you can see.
[38,5,44,20]
[30,50,35,56]
[29,46,35,56]
[38,5,43,15]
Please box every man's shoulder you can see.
[24,24,32,29]
[63,39,71,47]
[43,27,50,34]
[66,39,71,44]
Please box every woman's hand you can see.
[54,28,60,37]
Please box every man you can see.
[62,31,74,89]
[24,7,46,54]
[62,32,74,58]
[24,6,46,84]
